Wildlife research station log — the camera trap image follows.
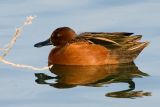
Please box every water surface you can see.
[0,0,160,107]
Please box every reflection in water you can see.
[106,89,151,99]
[35,62,151,99]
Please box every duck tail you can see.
[112,41,149,63]
[128,42,149,52]
[125,41,149,62]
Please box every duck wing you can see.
[78,32,142,48]
[77,32,149,63]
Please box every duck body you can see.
[34,27,149,66]
[48,42,110,65]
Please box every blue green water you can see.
[0,0,160,107]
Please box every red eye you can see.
[57,34,61,37]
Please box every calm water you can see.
[0,0,160,107]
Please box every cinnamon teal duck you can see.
[34,27,149,65]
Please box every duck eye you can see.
[57,33,61,37]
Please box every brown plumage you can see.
[34,27,149,65]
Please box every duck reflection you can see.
[35,62,151,99]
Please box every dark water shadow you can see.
[35,62,151,99]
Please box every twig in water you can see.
[0,16,53,71]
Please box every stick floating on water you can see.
[0,16,53,71]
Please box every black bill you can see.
[34,38,52,48]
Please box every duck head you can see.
[34,27,76,47]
